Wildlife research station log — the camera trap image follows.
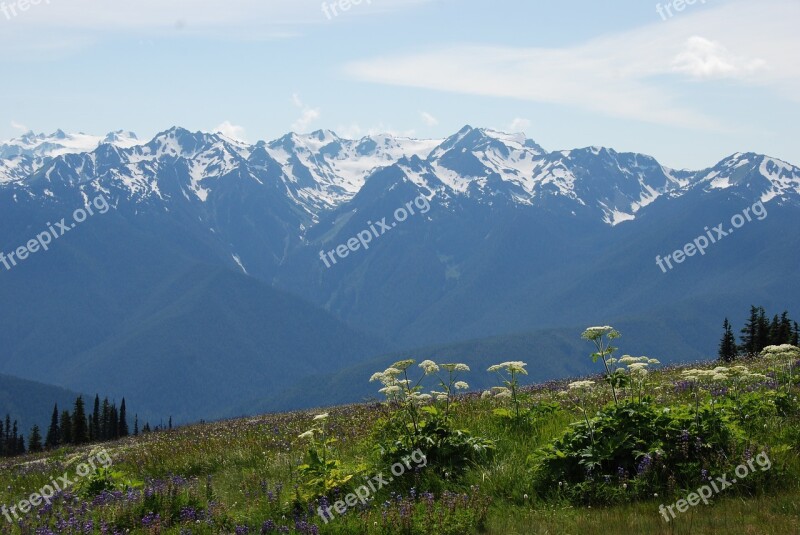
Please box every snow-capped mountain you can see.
[2,125,798,228]
[2,125,799,422]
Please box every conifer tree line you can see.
[0,394,153,459]
[719,306,800,362]
[0,415,26,457]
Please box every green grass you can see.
[0,356,798,534]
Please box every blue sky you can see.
[1,0,798,169]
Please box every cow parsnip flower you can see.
[440,363,470,372]
[419,360,440,374]
[391,359,415,371]
[568,380,595,391]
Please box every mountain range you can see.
[1,126,798,426]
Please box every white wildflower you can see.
[419,360,440,374]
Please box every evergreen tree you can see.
[769,314,781,345]
[28,425,43,453]
[92,395,101,442]
[794,321,800,347]
[60,410,72,445]
[755,307,770,353]
[741,305,760,355]
[45,404,60,449]
[110,404,119,440]
[101,398,111,440]
[119,399,129,438]
[778,311,793,345]
[11,421,22,455]
[72,396,89,444]
[719,318,738,362]
[134,414,139,436]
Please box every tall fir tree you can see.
[45,404,60,449]
[755,307,770,353]
[60,410,72,445]
[72,396,89,444]
[28,425,43,453]
[794,321,800,347]
[92,395,101,442]
[134,414,139,436]
[769,314,781,345]
[719,318,738,362]
[101,398,111,440]
[740,305,759,355]
[778,312,793,344]
[119,399,129,438]
[110,404,119,440]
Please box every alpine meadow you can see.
[1,1,799,534]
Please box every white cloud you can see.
[334,122,416,139]
[508,118,531,132]
[10,121,28,133]
[0,0,437,53]
[420,112,439,127]
[345,0,800,130]
[671,36,766,79]
[291,94,320,133]
[214,121,247,142]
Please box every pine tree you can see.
[28,425,43,453]
[11,421,22,455]
[45,404,60,449]
[110,404,119,440]
[92,395,101,442]
[101,398,111,440]
[769,314,781,345]
[755,307,770,353]
[778,311,793,345]
[134,414,139,436]
[741,305,760,356]
[72,396,89,444]
[60,410,72,445]
[719,318,738,362]
[794,321,800,347]
[119,399,129,438]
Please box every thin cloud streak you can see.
[345,0,799,131]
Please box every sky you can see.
[0,0,798,169]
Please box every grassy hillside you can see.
[1,332,798,534]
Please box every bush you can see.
[531,400,753,504]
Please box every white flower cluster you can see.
[581,326,619,341]
[487,361,528,375]
[370,359,471,405]
[568,380,596,392]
